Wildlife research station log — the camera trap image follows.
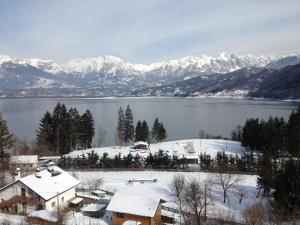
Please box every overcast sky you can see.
[0,0,299,63]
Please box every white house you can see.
[0,162,80,214]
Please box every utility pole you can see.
[204,183,207,221]
[57,191,60,219]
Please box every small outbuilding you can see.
[81,203,106,217]
[133,142,149,150]
[106,187,163,225]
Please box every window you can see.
[116,212,124,218]
[61,197,64,202]
[52,202,56,207]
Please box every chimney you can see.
[47,162,54,172]
[35,167,41,178]
[13,168,21,182]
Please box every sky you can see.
[0,0,300,64]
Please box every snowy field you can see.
[67,139,245,159]
[74,170,265,223]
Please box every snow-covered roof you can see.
[20,166,80,200]
[122,221,141,225]
[134,141,149,146]
[81,203,106,212]
[70,197,83,204]
[106,186,162,217]
[10,155,38,164]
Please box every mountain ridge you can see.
[0,52,299,98]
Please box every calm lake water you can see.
[0,97,298,146]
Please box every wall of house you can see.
[112,212,151,225]
[0,182,44,214]
[44,187,76,211]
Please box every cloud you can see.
[0,0,299,63]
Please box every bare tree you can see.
[97,126,107,147]
[170,175,214,225]
[182,179,208,225]
[170,174,188,225]
[211,170,241,203]
[86,177,104,191]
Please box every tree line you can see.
[116,105,167,145]
[36,103,95,155]
[238,106,300,217]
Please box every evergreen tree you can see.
[135,120,143,142]
[68,108,80,150]
[287,106,300,157]
[273,159,300,214]
[36,111,54,153]
[157,122,167,142]
[0,112,14,156]
[124,105,134,145]
[257,152,275,196]
[52,103,72,155]
[151,118,160,142]
[79,110,95,149]
[117,107,125,145]
[141,120,149,142]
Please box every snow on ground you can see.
[29,210,58,222]
[0,213,25,225]
[65,211,111,225]
[75,171,264,223]
[67,139,244,159]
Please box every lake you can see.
[0,97,298,147]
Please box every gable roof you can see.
[20,166,80,201]
[106,186,162,217]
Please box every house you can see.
[0,162,80,214]
[106,187,164,225]
[9,155,38,171]
[133,142,149,150]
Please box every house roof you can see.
[20,166,80,201]
[106,186,162,217]
[10,155,38,164]
[134,141,149,146]
[82,203,106,212]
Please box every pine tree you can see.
[0,112,14,156]
[52,103,72,155]
[117,107,125,145]
[36,111,54,153]
[151,118,160,142]
[287,106,300,157]
[124,105,134,145]
[79,110,95,149]
[257,152,275,196]
[157,122,167,142]
[135,120,143,142]
[141,120,149,142]
[273,159,300,214]
[68,108,80,150]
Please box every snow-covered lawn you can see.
[67,139,244,159]
[0,213,25,225]
[75,171,265,223]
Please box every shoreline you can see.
[0,95,299,103]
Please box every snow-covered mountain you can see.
[0,52,298,98]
